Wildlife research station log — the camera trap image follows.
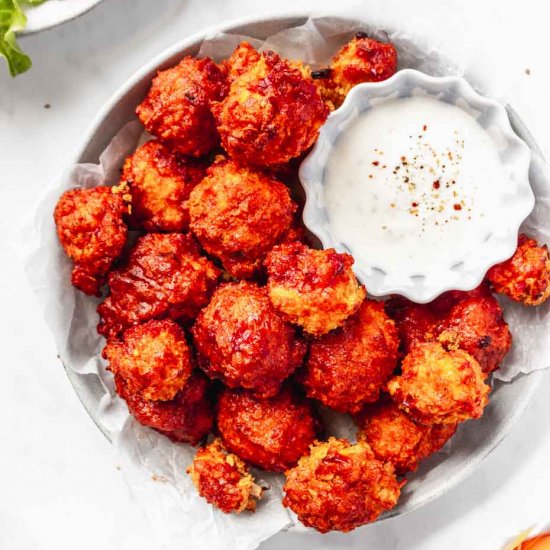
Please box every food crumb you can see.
[44,103,51,109]
[525,68,531,75]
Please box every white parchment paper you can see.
[22,14,550,550]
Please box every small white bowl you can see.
[300,69,535,303]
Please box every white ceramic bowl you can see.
[62,13,544,523]
[22,0,104,35]
[300,69,535,303]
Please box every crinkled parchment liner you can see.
[23,14,550,550]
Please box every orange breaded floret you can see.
[300,299,399,413]
[216,386,320,472]
[187,159,296,279]
[317,33,397,108]
[187,438,264,514]
[121,140,206,232]
[387,342,490,425]
[54,186,128,296]
[283,437,402,533]
[115,371,213,445]
[434,285,512,375]
[192,281,306,397]
[213,45,329,166]
[103,319,192,402]
[97,233,220,338]
[356,396,457,475]
[265,241,366,336]
[220,41,261,85]
[136,56,226,157]
[487,234,550,306]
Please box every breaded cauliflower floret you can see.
[434,285,512,375]
[316,33,397,108]
[187,159,296,279]
[387,342,490,425]
[283,437,402,533]
[192,282,306,397]
[54,186,128,296]
[487,234,550,306]
[301,299,399,413]
[385,297,437,355]
[220,41,261,85]
[187,438,264,514]
[356,396,457,474]
[103,319,192,402]
[115,371,213,445]
[213,44,329,166]
[136,56,226,157]
[97,233,220,337]
[265,241,366,336]
[216,386,320,472]
[120,140,206,232]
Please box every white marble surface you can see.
[1,1,549,549]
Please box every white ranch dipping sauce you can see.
[323,96,506,274]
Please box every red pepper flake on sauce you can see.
[453,204,462,211]
[433,180,440,189]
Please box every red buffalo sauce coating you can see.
[216,386,321,472]
[97,233,220,338]
[434,285,512,375]
[316,35,397,108]
[213,44,329,166]
[283,437,402,532]
[115,371,213,445]
[265,241,366,336]
[487,234,550,306]
[186,159,296,279]
[192,281,306,397]
[300,299,399,413]
[54,186,128,296]
[120,140,206,232]
[136,56,226,157]
[103,319,192,402]
[356,396,457,474]
[385,297,437,355]
[387,342,490,425]
[187,438,264,514]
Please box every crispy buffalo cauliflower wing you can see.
[115,371,213,445]
[120,140,206,232]
[356,396,457,474]
[192,281,306,397]
[487,234,550,306]
[187,438,263,514]
[387,342,490,425]
[315,33,397,108]
[216,386,320,472]
[300,299,399,413]
[97,233,220,337]
[103,319,192,402]
[187,159,296,278]
[434,285,512,375]
[213,44,329,166]
[54,186,128,296]
[265,241,366,336]
[136,56,226,157]
[282,437,402,533]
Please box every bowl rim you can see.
[21,0,105,36]
[62,10,545,525]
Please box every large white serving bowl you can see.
[63,13,545,522]
[22,0,105,35]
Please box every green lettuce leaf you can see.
[0,0,31,76]
[0,0,49,77]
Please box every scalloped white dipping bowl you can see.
[300,69,535,303]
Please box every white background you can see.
[1,1,549,549]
